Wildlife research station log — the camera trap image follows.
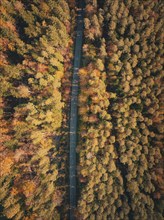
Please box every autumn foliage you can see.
[0,0,163,219]
[0,0,73,219]
[77,0,163,219]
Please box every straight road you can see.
[69,0,84,219]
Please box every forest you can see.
[0,0,163,220]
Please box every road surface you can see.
[69,0,84,219]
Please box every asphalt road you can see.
[69,1,84,219]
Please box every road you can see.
[69,0,84,219]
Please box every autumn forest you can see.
[0,0,163,220]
